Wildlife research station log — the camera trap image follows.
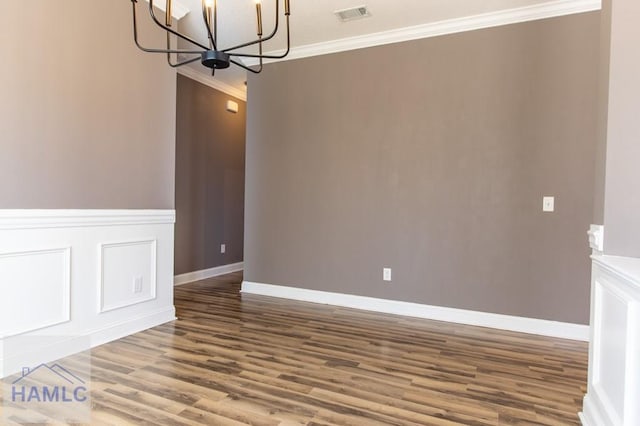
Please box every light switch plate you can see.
[543,196,555,212]
[133,276,143,293]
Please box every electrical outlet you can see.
[220,244,226,254]
[133,276,143,293]
[383,268,392,282]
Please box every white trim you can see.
[143,0,190,20]
[175,262,244,286]
[592,255,640,292]
[0,307,176,378]
[87,306,176,348]
[580,393,609,426]
[0,209,176,230]
[241,281,589,341]
[178,66,247,102]
[246,0,601,66]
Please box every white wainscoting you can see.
[241,281,589,341]
[174,262,244,286]
[0,210,176,378]
[580,254,640,426]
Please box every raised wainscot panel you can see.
[592,277,629,424]
[99,239,157,313]
[0,248,71,338]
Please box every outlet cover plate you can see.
[383,268,392,282]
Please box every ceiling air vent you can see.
[334,5,371,22]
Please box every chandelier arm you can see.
[227,17,290,60]
[168,55,202,68]
[222,0,280,53]
[165,32,202,67]
[258,36,264,71]
[132,2,205,54]
[131,0,292,75]
[227,49,288,59]
[201,0,217,50]
[146,0,210,50]
[165,31,173,66]
[230,59,263,74]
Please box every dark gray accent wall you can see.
[0,1,176,209]
[601,0,640,258]
[245,12,600,324]
[175,75,246,275]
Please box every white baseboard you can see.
[579,392,608,426]
[88,306,176,348]
[241,281,589,341]
[0,308,175,378]
[174,262,244,286]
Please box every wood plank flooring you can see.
[3,272,588,425]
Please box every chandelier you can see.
[130,0,291,75]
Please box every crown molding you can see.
[246,0,601,66]
[177,66,247,101]
[143,0,190,20]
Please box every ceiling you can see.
[172,0,599,98]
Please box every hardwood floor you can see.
[4,272,588,425]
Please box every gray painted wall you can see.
[0,1,175,209]
[602,0,640,257]
[245,12,600,324]
[175,75,246,275]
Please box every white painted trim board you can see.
[0,209,175,230]
[241,281,589,341]
[175,262,244,286]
